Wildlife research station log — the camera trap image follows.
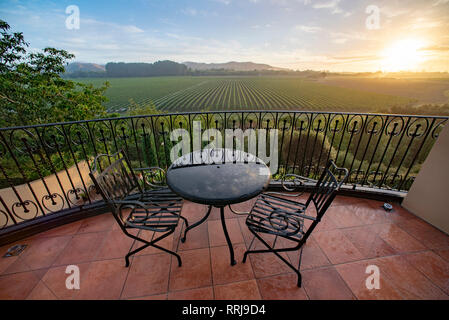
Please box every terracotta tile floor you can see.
[0,195,448,300]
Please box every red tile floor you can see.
[0,195,448,300]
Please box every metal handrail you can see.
[0,110,447,131]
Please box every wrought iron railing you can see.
[0,111,447,234]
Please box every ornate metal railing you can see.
[0,110,447,235]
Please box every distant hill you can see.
[63,60,302,78]
[65,62,106,73]
[183,61,289,71]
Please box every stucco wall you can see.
[402,124,449,234]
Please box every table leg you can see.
[220,206,236,266]
[181,205,212,243]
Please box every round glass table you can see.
[166,148,271,265]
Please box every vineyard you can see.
[77,76,417,113]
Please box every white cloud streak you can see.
[295,24,322,33]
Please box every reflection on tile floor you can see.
[0,195,448,300]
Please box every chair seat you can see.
[124,188,183,208]
[139,188,183,203]
[123,188,183,231]
[125,205,181,231]
[246,193,307,240]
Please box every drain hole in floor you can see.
[3,244,27,258]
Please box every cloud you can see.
[420,45,449,52]
[312,0,340,9]
[255,0,351,15]
[82,19,145,34]
[181,8,217,17]
[213,0,231,5]
[330,31,368,42]
[331,55,378,62]
[327,30,372,45]
[332,38,347,44]
[433,0,449,6]
[410,19,442,30]
[123,25,144,33]
[380,6,411,19]
[303,0,350,16]
[295,24,322,33]
[182,8,198,16]
[251,23,271,29]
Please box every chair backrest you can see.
[294,160,348,246]
[305,160,348,219]
[89,151,141,211]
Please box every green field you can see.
[77,76,421,114]
[77,77,206,112]
[318,77,449,104]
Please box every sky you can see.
[1,0,448,72]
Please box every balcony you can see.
[1,196,449,300]
[0,110,448,300]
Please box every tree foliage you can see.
[127,98,162,116]
[0,20,109,127]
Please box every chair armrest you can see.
[114,199,153,217]
[282,174,317,191]
[114,199,150,208]
[115,199,154,220]
[134,167,167,189]
[288,211,316,221]
[134,167,166,173]
[90,152,122,172]
[266,174,317,197]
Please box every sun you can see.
[381,39,426,72]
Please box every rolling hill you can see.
[65,62,106,73]
[182,61,289,71]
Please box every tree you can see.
[127,99,161,116]
[105,61,188,77]
[0,20,109,127]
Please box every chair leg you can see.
[273,235,278,248]
[125,229,141,267]
[179,215,189,238]
[123,228,180,267]
[152,243,182,267]
[125,242,151,267]
[177,215,190,243]
[242,235,256,264]
[298,247,304,273]
[125,243,150,268]
[244,227,303,286]
[297,272,302,287]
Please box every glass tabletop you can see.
[166,148,271,206]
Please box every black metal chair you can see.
[243,160,349,287]
[89,151,188,267]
